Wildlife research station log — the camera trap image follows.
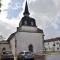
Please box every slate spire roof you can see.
[23,0,30,15]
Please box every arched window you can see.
[24,21,27,25]
[28,44,33,52]
[2,47,6,51]
[31,21,34,26]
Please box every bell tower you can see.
[19,0,37,27]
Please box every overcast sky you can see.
[0,0,60,40]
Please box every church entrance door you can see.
[28,44,33,52]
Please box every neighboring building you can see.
[44,37,60,52]
[7,0,44,57]
[0,40,10,54]
[0,35,10,54]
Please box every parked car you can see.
[17,51,34,60]
[1,51,14,60]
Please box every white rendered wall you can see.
[19,26,37,32]
[16,32,43,55]
[55,41,60,51]
[44,41,60,51]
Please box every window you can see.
[25,52,31,54]
[53,43,55,47]
[24,21,27,25]
[3,51,12,54]
[31,21,34,26]
[19,52,24,54]
[2,47,6,51]
[57,47,59,50]
[56,42,59,44]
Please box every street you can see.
[34,55,45,60]
[16,53,60,60]
[33,53,60,60]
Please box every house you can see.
[0,40,10,54]
[0,35,10,54]
[44,37,60,52]
[7,0,44,57]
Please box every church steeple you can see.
[23,0,30,16]
[19,0,37,27]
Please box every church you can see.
[7,0,44,56]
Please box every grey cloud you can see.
[43,22,57,39]
[0,21,16,39]
[28,0,60,39]
[29,0,56,14]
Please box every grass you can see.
[0,56,1,60]
[44,51,60,54]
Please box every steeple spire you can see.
[23,0,30,16]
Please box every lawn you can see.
[44,51,60,54]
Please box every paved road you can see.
[46,53,60,60]
[35,53,60,60]
[34,56,45,60]
[16,53,60,60]
[35,57,45,60]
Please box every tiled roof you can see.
[44,37,60,43]
[0,40,9,44]
[7,32,16,42]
